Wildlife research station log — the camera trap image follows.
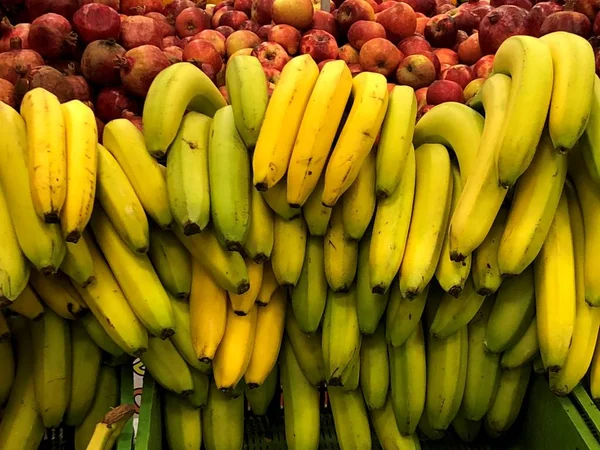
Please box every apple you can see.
[268,24,302,54]
[417,104,434,120]
[228,47,254,60]
[257,24,274,40]
[216,25,235,37]
[183,39,224,74]
[426,79,464,104]
[564,0,600,22]
[403,0,436,15]
[318,58,337,70]
[377,3,417,42]
[338,43,360,64]
[197,29,227,56]
[234,0,253,15]
[472,54,494,78]
[469,4,494,28]
[251,0,274,24]
[455,30,469,49]
[447,8,476,32]
[396,54,437,89]
[348,62,364,76]
[312,10,339,38]
[539,10,592,36]
[441,64,474,88]
[491,0,533,9]
[263,66,282,83]
[425,14,458,48]
[212,6,233,28]
[438,4,455,14]
[164,46,183,63]
[226,29,262,56]
[478,5,529,55]
[416,15,429,34]
[528,2,564,36]
[365,0,379,10]
[219,10,249,28]
[359,37,404,76]
[595,10,600,34]
[422,50,442,75]
[463,77,485,102]
[377,1,397,12]
[348,20,387,49]
[252,41,292,70]
[272,0,314,29]
[415,86,428,109]
[335,0,376,32]
[434,48,459,66]
[397,34,432,55]
[241,20,261,32]
[219,85,229,103]
[458,32,482,64]
[300,29,339,62]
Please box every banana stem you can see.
[86,404,136,450]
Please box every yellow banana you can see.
[148,226,191,299]
[256,262,278,306]
[141,335,194,396]
[322,71,389,207]
[261,177,302,220]
[8,285,45,321]
[202,381,244,450]
[324,204,358,292]
[271,215,307,287]
[287,59,353,207]
[471,208,507,295]
[341,149,376,240]
[170,296,211,373]
[60,100,98,242]
[582,76,600,181]
[61,237,95,288]
[244,186,274,264]
[302,176,332,238]
[229,259,264,315]
[500,317,539,369]
[328,386,372,449]
[285,307,326,387]
[86,404,135,450]
[79,313,125,358]
[253,54,319,191]
[30,271,87,320]
[245,365,278,415]
[360,323,389,410]
[164,391,202,450]
[386,280,430,348]
[371,395,421,450]
[589,336,600,403]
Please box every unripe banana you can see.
[261,177,302,220]
[244,186,274,264]
[360,323,389,410]
[187,368,210,408]
[285,307,326,387]
[61,237,95,288]
[141,335,194,396]
[164,391,202,450]
[79,313,125,358]
[371,395,421,450]
[148,226,191,299]
[245,365,278,416]
[302,174,332,236]
[202,381,244,450]
[328,386,372,449]
[341,149,376,241]
[500,317,539,369]
[324,205,358,292]
[272,215,307,287]
[452,407,481,444]
[472,208,507,296]
[386,282,429,348]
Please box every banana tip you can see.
[183,222,201,236]
[43,212,60,224]
[160,328,176,340]
[237,282,251,295]
[65,230,81,243]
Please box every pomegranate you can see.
[176,7,211,37]
[0,19,30,52]
[120,0,163,15]
[163,0,196,22]
[81,39,126,85]
[65,75,91,101]
[95,86,140,121]
[120,16,163,50]
[145,12,176,37]
[539,10,592,36]
[80,0,121,12]
[15,66,75,103]
[527,1,564,36]
[0,49,44,84]
[478,5,529,55]
[164,46,184,62]
[73,4,121,43]
[49,60,80,75]
[25,0,79,20]
[0,79,16,108]
[162,36,182,48]
[118,45,170,96]
[28,13,77,59]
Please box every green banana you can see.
[328,386,372,449]
[246,365,278,415]
[371,395,422,450]
[501,317,539,369]
[386,282,429,347]
[148,226,192,299]
[302,174,333,236]
[164,391,202,450]
[187,368,209,409]
[360,323,389,410]
[285,308,326,387]
[202,381,244,450]
[140,336,194,397]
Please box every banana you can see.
[0,102,65,274]
[328,386,372,449]
[492,35,554,187]
[61,237,95,288]
[343,348,361,392]
[371,395,421,450]
[31,308,71,428]
[285,307,326,386]
[64,321,102,427]
[322,71,389,206]
[226,55,268,150]
[244,186,274,264]
[279,337,320,450]
[500,317,539,369]
[80,313,125,358]
[164,392,202,450]
[74,233,148,356]
[256,262,278,306]
[174,225,250,295]
[540,32,594,152]
[189,260,228,363]
[484,365,532,436]
[369,145,415,294]
[272,214,307,287]
[472,208,507,295]
[589,338,600,403]
[449,74,511,261]
[87,404,135,450]
[20,88,66,223]
[452,407,481,444]
[60,100,98,242]
[322,286,361,388]
[497,131,568,276]
[143,62,227,158]
[360,323,389,410]
[8,285,45,321]
[253,54,319,191]
[0,319,45,450]
[229,259,263,316]
[212,303,258,392]
[166,111,211,235]
[141,335,194,396]
[341,149,376,241]
[245,365,278,415]
[551,181,600,395]
[385,282,429,348]
[291,235,327,334]
[0,335,14,406]
[533,355,546,374]
[209,105,251,251]
[286,59,352,207]
[389,321,426,436]
[534,190,576,371]
[417,411,446,442]
[582,76,600,181]
[202,381,244,450]
[261,177,302,220]
[148,226,191,299]
[245,288,286,387]
[357,229,390,334]
[170,296,211,373]
[375,85,417,199]
[435,164,472,297]
[302,174,333,236]
[485,267,535,354]
[0,181,29,303]
[324,204,358,292]
[103,119,172,229]
[463,299,500,422]
[399,143,452,299]
[430,278,486,340]
[187,368,210,408]
[30,271,87,320]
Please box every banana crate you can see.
[39,369,600,450]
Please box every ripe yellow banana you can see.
[534,191,576,371]
[103,119,172,229]
[449,74,511,261]
[540,32,594,152]
[244,186,274,264]
[500,317,538,369]
[189,260,227,363]
[360,323,389,410]
[399,143,452,299]
[261,177,302,220]
[60,100,98,242]
[164,391,202,450]
[285,307,326,387]
[245,365,278,415]
[86,404,135,450]
[61,237,95,288]
[471,208,507,296]
[302,174,332,236]
[143,62,227,158]
[324,204,358,292]
[582,76,600,181]
[226,55,268,150]
[148,226,191,299]
[322,71,389,207]
[229,259,264,315]
[30,271,87,320]
[271,215,307,287]
[369,145,415,294]
[79,313,125,358]
[20,88,66,223]
[492,35,554,187]
[8,285,44,321]
[328,386,372,449]
[202,381,244,450]
[291,235,327,334]
[371,395,421,450]
[256,262,278,306]
[170,296,210,373]
[0,102,65,275]
[287,59,352,207]
[141,335,195,396]
[386,282,429,348]
[253,54,319,190]
[341,149,376,241]
[166,111,211,235]
[375,85,417,199]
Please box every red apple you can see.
[196,30,227,56]
[268,24,302,54]
[539,10,592,36]
[434,48,459,65]
[312,10,339,38]
[183,39,224,74]
[377,0,397,12]
[335,0,376,32]
[365,0,379,10]
[226,29,262,56]
[318,58,337,70]
[426,79,464,104]
[215,1,235,13]
[425,14,458,48]
[338,43,360,63]
[377,2,417,42]
[396,53,437,88]
[437,3,455,13]
[212,6,233,28]
[447,8,476,32]
[348,62,364,76]
[263,66,281,83]
[491,0,533,9]
[300,29,339,62]
[422,50,442,75]
[403,0,436,15]
[359,37,403,76]
[463,77,484,102]
[216,25,235,37]
[458,32,482,64]
[441,64,474,88]
[472,54,494,78]
[417,104,434,121]
[251,0,274,24]
[415,86,428,109]
[164,46,183,63]
[271,0,314,29]
[257,24,274,40]
[416,15,428,34]
[219,10,249,28]
[348,20,387,49]
[234,0,253,15]
[397,34,432,55]
[528,2,564,36]
[478,5,529,55]
[252,41,291,70]
[564,0,600,22]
